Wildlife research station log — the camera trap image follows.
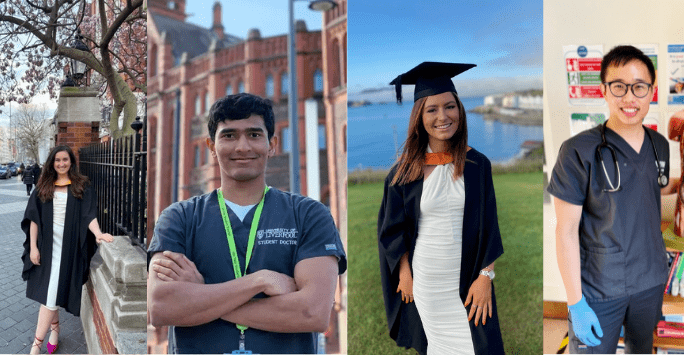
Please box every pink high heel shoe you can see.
[47,321,59,354]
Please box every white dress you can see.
[412,161,475,355]
[45,191,67,308]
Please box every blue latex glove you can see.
[568,296,603,347]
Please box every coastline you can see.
[470,105,543,126]
[348,145,543,183]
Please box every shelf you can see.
[654,330,684,350]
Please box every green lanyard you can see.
[216,186,269,333]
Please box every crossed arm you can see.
[148,251,338,333]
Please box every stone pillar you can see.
[54,87,101,160]
[81,236,147,354]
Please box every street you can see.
[0,176,87,354]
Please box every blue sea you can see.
[348,96,543,170]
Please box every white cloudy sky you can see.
[0,94,58,127]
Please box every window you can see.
[318,124,326,149]
[331,38,341,88]
[194,145,200,167]
[149,44,157,77]
[204,92,210,113]
[205,146,210,165]
[314,69,323,93]
[168,1,176,10]
[282,127,291,153]
[281,73,288,96]
[266,74,274,97]
[226,84,233,95]
[238,81,244,93]
[194,95,201,116]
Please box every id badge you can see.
[230,332,253,354]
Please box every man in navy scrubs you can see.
[549,45,671,354]
[147,93,347,354]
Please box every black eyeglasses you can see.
[603,81,653,98]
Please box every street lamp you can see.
[67,29,90,86]
[308,0,336,11]
[287,0,337,194]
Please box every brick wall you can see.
[55,121,100,161]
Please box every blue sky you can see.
[348,0,542,98]
[183,1,542,99]
[184,1,324,38]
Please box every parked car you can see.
[7,162,18,176]
[0,165,10,179]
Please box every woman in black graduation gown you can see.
[378,62,504,355]
[21,145,113,354]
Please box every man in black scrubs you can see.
[549,45,671,353]
[147,93,347,354]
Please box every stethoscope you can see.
[597,121,667,192]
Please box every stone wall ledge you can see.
[83,236,147,354]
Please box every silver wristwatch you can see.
[479,269,495,280]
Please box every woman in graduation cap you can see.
[377,62,504,355]
[21,145,113,354]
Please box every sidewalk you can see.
[0,177,87,354]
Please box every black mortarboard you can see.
[390,62,476,103]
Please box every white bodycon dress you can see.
[412,162,475,355]
[45,191,67,309]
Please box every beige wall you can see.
[543,0,684,302]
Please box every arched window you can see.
[266,74,274,97]
[204,92,210,113]
[314,69,323,93]
[194,95,201,116]
[238,81,244,93]
[281,72,289,96]
[205,146,211,165]
[226,84,233,95]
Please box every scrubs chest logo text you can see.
[257,228,298,246]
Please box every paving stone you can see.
[0,317,17,331]
[3,336,28,354]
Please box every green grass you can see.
[347,172,542,354]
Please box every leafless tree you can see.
[15,103,51,162]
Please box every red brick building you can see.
[321,1,347,352]
[146,0,347,352]
[147,0,337,222]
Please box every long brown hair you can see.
[36,145,89,202]
[391,92,468,185]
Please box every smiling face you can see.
[601,60,654,129]
[207,114,277,184]
[421,92,460,150]
[54,151,71,178]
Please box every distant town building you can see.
[484,93,542,110]
[484,94,503,106]
[519,95,543,110]
[0,126,15,163]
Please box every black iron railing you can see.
[79,118,147,249]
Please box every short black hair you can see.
[600,45,656,84]
[207,93,275,141]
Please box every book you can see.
[664,223,684,250]
[668,253,681,294]
[658,320,684,338]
